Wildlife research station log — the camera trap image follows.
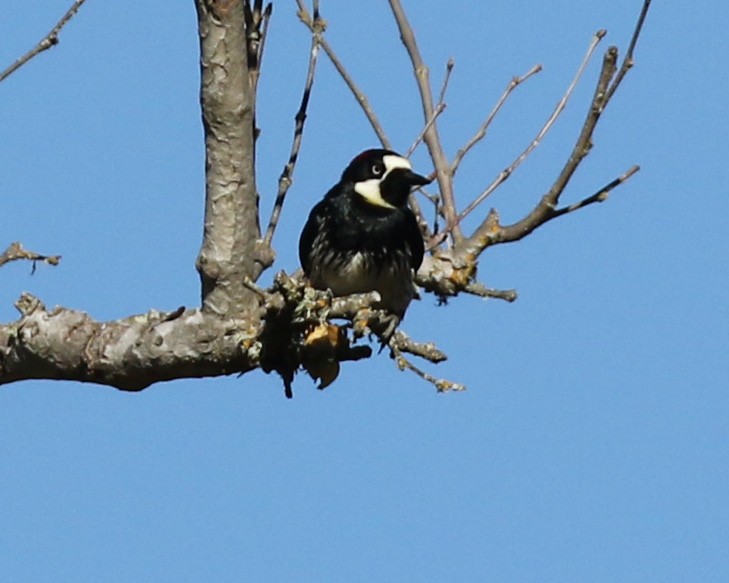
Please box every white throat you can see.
[353,155,412,209]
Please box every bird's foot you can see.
[352,308,400,353]
[372,313,400,354]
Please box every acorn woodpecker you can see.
[299,149,431,338]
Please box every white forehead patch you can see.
[353,155,411,209]
[383,155,412,173]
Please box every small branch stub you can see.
[0,242,61,273]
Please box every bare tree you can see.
[0,0,652,397]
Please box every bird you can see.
[299,148,431,340]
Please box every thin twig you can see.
[463,282,518,302]
[605,0,652,102]
[405,63,453,225]
[437,57,455,105]
[539,48,618,207]
[244,1,273,95]
[391,330,447,363]
[406,102,446,158]
[471,47,621,250]
[406,59,455,159]
[0,0,88,84]
[462,166,640,253]
[264,7,321,246]
[257,3,273,74]
[297,1,392,149]
[390,341,466,393]
[388,0,461,242]
[451,64,542,176]
[458,30,606,225]
[388,0,436,117]
[242,276,270,302]
[0,242,61,272]
[551,165,640,219]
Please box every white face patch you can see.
[353,155,412,209]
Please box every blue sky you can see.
[1,1,728,581]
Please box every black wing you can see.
[298,199,326,275]
[403,209,425,271]
[300,182,350,274]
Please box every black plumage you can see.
[299,149,430,322]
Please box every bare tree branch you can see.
[391,330,447,362]
[244,0,273,154]
[460,31,606,228]
[462,282,518,302]
[469,47,623,250]
[437,57,455,105]
[388,0,462,242]
[390,340,466,393]
[0,294,260,391]
[194,0,270,317]
[405,102,446,159]
[456,1,652,258]
[407,57,454,159]
[0,0,88,84]
[261,273,457,395]
[551,165,640,219]
[243,0,273,96]
[0,278,449,395]
[605,0,652,102]
[0,242,61,272]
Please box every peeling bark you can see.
[0,279,450,394]
[0,294,261,391]
[194,0,266,317]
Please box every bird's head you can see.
[342,149,431,209]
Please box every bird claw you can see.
[375,313,400,354]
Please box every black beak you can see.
[380,167,433,207]
[401,168,432,187]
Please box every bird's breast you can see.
[309,248,416,317]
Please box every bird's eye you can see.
[371,163,384,176]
